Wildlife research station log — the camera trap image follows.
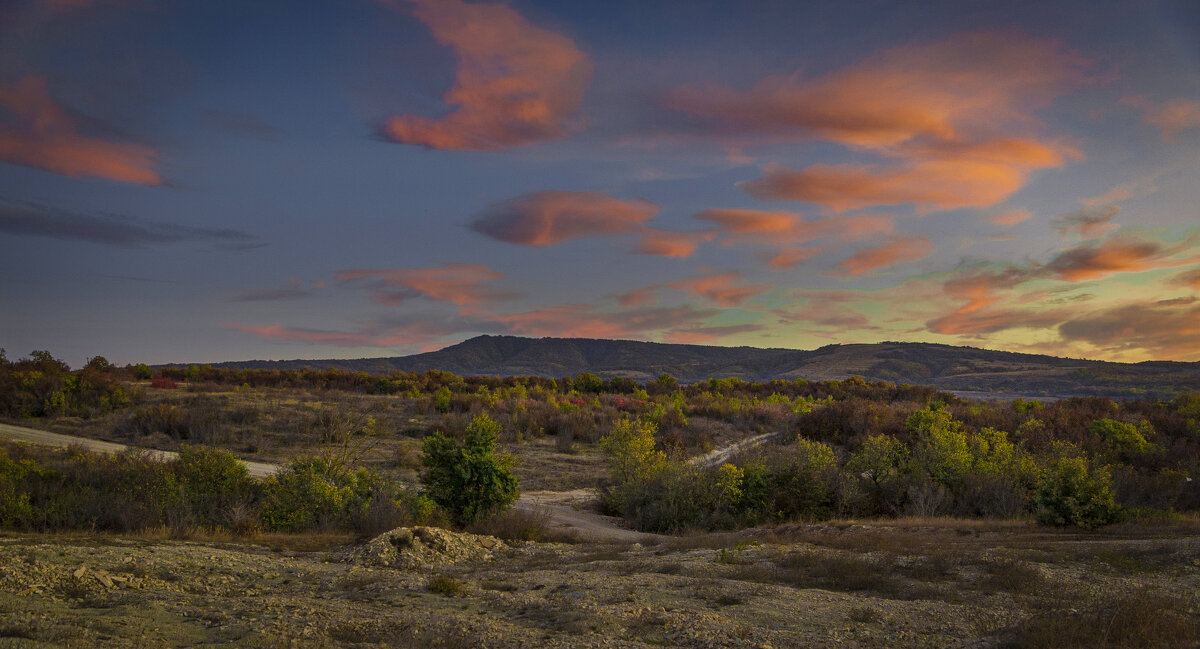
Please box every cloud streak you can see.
[471,190,658,246]
[336,263,516,308]
[837,236,934,276]
[0,200,259,249]
[381,0,591,151]
[1053,205,1120,240]
[0,77,161,184]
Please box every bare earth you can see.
[2,424,1199,648]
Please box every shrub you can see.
[427,574,466,597]
[1035,456,1119,529]
[421,414,519,526]
[770,437,838,520]
[260,457,378,532]
[172,445,258,528]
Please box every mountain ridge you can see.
[177,335,1200,400]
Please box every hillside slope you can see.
[199,335,1200,398]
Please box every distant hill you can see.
[193,335,1200,399]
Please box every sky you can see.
[1,0,1199,367]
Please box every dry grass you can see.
[467,507,579,544]
[1011,590,1200,649]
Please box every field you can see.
[1,354,1200,647]
[2,519,1198,648]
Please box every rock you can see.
[73,566,88,579]
[352,526,504,570]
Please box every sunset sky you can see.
[2,0,1199,367]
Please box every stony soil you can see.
[1,520,1197,649]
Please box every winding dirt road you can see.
[0,421,779,542]
[0,422,281,477]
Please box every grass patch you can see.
[1011,591,1200,648]
[427,574,467,597]
[978,559,1045,594]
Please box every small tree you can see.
[1035,456,1119,529]
[421,414,519,526]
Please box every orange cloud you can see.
[0,76,160,184]
[1171,268,1200,290]
[381,0,591,151]
[490,304,717,339]
[942,267,1030,313]
[1053,205,1120,240]
[695,208,893,242]
[740,153,1059,212]
[837,236,934,276]
[472,190,658,246]
[987,209,1033,226]
[1044,237,1189,281]
[666,31,1088,151]
[634,231,707,258]
[336,263,515,308]
[1058,299,1200,361]
[693,208,892,268]
[926,306,1075,335]
[668,271,772,307]
[1142,98,1200,141]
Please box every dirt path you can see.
[0,422,280,478]
[515,489,658,543]
[0,421,771,542]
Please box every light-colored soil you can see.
[1,520,1196,648]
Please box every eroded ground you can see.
[1,519,1197,649]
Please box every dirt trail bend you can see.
[515,490,658,543]
[0,422,280,478]
[0,422,774,542]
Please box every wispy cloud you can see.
[0,200,259,249]
[666,32,1087,212]
[1053,205,1120,240]
[380,0,591,151]
[336,263,517,309]
[471,190,658,246]
[1058,298,1200,361]
[836,236,934,276]
[667,270,771,307]
[0,77,161,184]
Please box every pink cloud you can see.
[490,304,718,339]
[471,190,658,246]
[667,270,772,307]
[837,236,935,276]
[634,231,708,258]
[987,209,1033,227]
[381,0,591,151]
[1141,98,1200,141]
[336,263,515,308]
[0,76,160,184]
[693,208,892,268]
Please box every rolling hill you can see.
[192,335,1200,400]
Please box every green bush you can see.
[421,414,519,526]
[172,445,258,528]
[1035,456,1120,529]
[259,457,378,532]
